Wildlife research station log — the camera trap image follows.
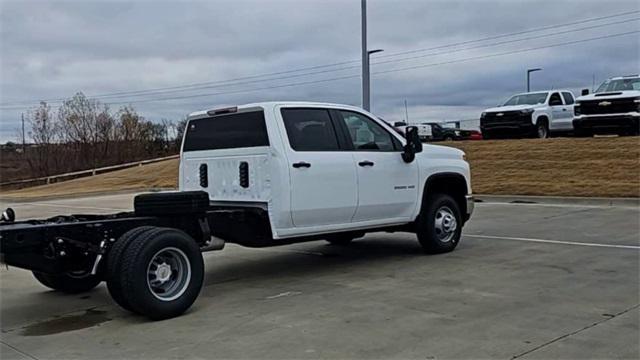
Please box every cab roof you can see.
[188,101,366,119]
[510,90,574,97]
[608,74,639,80]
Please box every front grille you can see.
[482,111,531,127]
[579,98,639,115]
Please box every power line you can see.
[375,9,640,59]
[3,30,637,112]
[2,15,628,110]
[98,30,640,106]
[5,30,636,111]
[1,9,638,107]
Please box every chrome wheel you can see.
[147,247,191,302]
[434,206,457,243]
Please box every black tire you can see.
[33,271,101,294]
[134,191,209,216]
[117,227,204,320]
[482,131,491,140]
[106,226,155,311]
[536,119,549,139]
[416,193,463,254]
[444,136,454,141]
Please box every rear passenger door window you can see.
[337,111,398,151]
[562,92,575,105]
[281,109,340,151]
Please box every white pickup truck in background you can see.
[573,75,640,136]
[480,90,576,139]
[391,121,432,140]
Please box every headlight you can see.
[520,109,534,114]
[480,112,486,119]
[574,104,581,116]
[454,131,461,136]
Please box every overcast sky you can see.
[1,0,638,142]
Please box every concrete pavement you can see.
[0,194,638,359]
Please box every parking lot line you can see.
[466,234,640,250]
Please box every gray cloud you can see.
[1,0,639,140]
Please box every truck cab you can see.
[180,102,473,250]
[573,75,640,136]
[480,90,575,139]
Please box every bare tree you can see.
[26,101,58,176]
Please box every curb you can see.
[475,194,640,207]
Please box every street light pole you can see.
[361,0,384,111]
[527,68,542,92]
[361,0,369,111]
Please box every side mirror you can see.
[393,121,407,127]
[402,126,423,163]
[1,208,15,222]
[581,88,590,96]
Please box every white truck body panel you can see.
[180,102,472,239]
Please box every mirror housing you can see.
[581,88,590,96]
[1,207,15,222]
[402,126,423,163]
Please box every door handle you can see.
[562,108,567,111]
[358,160,375,167]
[292,162,311,168]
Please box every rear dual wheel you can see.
[106,227,204,320]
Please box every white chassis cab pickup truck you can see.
[0,101,473,320]
[480,90,576,139]
[181,102,473,245]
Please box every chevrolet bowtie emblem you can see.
[496,113,504,116]
[598,101,612,106]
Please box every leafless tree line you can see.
[20,92,186,178]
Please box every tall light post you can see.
[527,68,542,92]
[361,0,369,110]
[361,0,383,111]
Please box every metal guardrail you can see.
[0,155,179,190]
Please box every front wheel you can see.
[536,121,549,139]
[113,227,204,320]
[416,193,462,254]
[33,271,101,294]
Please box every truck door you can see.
[558,92,576,130]
[335,110,418,223]
[549,92,572,131]
[280,108,358,227]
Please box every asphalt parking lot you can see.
[1,193,638,359]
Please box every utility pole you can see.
[526,68,542,92]
[21,113,25,152]
[404,100,409,123]
[361,0,369,111]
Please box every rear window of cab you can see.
[182,110,269,151]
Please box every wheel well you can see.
[422,173,469,220]
[536,115,549,125]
